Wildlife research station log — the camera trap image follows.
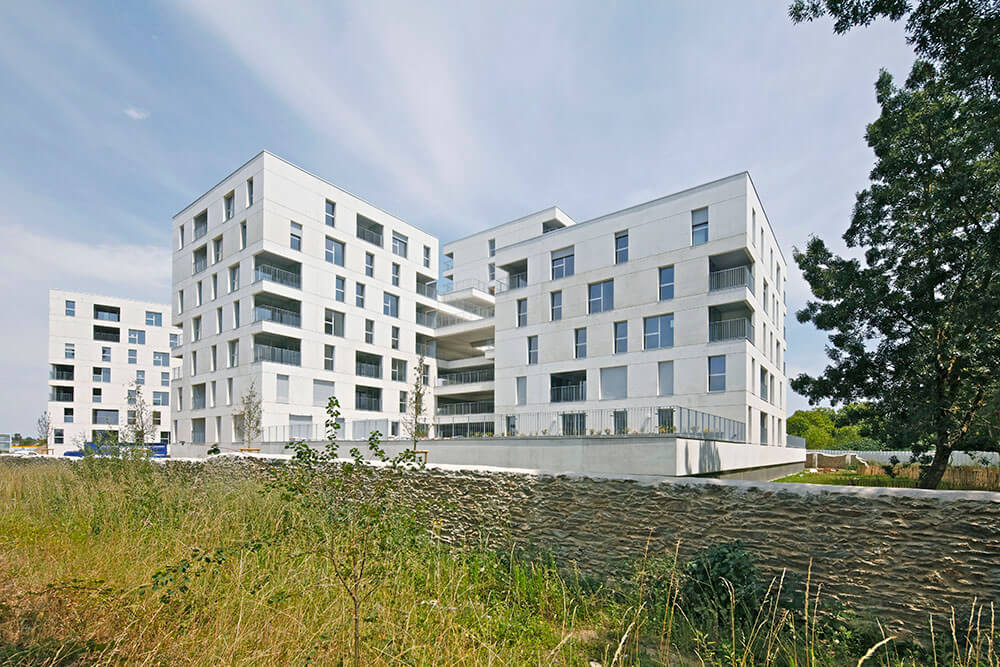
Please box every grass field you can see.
[776,466,1000,491]
[1,457,996,665]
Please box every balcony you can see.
[551,383,587,403]
[254,264,300,289]
[355,362,382,378]
[253,304,301,327]
[438,368,494,385]
[709,317,754,343]
[355,387,382,412]
[93,305,120,322]
[49,386,74,402]
[415,310,437,327]
[507,273,527,290]
[437,400,494,416]
[253,343,301,366]
[710,266,754,293]
[442,255,454,272]
[416,282,437,299]
[356,215,384,247]
[50,364,74,381]
[93,325,120,343]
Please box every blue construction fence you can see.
[63,441,168,459]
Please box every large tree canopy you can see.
[789,0,1000,487]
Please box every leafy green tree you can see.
[789,0,1000,487]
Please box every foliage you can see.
[121,382,154,446]
[787,405,885,449]
[35,412,51,444]
[788,0,1000,488]
[232,380,262,449]
[402,353,429,448]
[680,543,765,633]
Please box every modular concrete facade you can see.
[46,290,180,455]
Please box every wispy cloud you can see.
[124,106,150,120]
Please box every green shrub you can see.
[680,542,764,632]
[837,437,884,451]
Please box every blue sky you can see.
[0,1,916,434]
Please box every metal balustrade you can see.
[355,362,382,378]
[550,383,587,403]
[356,226,383,247]
[253,304,301,327]
[50,368,74,381]
[438,369,494,385]
[500,273,527,291]
[415,283,437,299]
[415,311,437,327]
[709,318,754,343]
[709,266,755,293]
[355,395,382,411]
[436,400,494,416]
[254,264,301,288]
[253,344,301,366]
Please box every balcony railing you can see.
[415,311,437,327]
[709,318,754,343]
[710,266,754,293]
[356,226,383,247]
[253,344,301,366]
[438,369,494,385]
[355,395,382,411]
[254,264,301,289]
[50,369,74,381]
[355,362,382,378]
[505,273,528,290]
[93,330,119,342]
[551,383,587,403]
[416,341,437,357]
[253,304,301,327]
[441,256,454,271]
[415,283,437,299]
[437,400,494,416]
[193,258,208,274]
[94,311,119,322]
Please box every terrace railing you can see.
[709,318,754,344]
[253,344,301,366]
[254,264,301,289]
[709,266,754,293]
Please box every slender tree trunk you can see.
[919,442,951,489]
[353,596,361,667]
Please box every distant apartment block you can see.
[170,152,787,448]
[47,290,180,454]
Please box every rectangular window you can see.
[65,343,75,359]
[356,283,365,308]
[365,319,374,344]
[709,355,727,392]
[391,262,400,287]
[210,345,217,372]
[488,263,495,281]
[614,410,628,434]
[421,245,430,269]
[399,391,408,413]
[65,300,75,316]
[290,222,302,250]
[588,280,614,313]
[145,311,162,326]
[192,317,201,342]
[643,314,674,350]
[101,346,111,362]
[216,307,223,334]
[314,380,336,407]
[692,207,709,246]
[64,407,73,423]
[233,301,240,328]
[276,374,289,403]
[574,328,587,358]
[136,370,145,385]
[658,360,674,396]
[128,349,137,365]
[229,265,239,292]
[324,309,345,337]
[760,368,769,400]
[365,252,375,277]
[527,336,538,365]
[659,266,675,300]
[324,344,335,371]
[224,192,234,220]
[614,321,628,354]
[211,273,218,300]
[152,391,169,406]
[170,333,179,348]
[550,291,562,321]
[92,367,111,382]
[335,276,345,302]
[391,326,400,350]
[227,378,233,405]
[551,246,575,279]
[240,221,247,249]
[54,429,64,444]
[92,387,102,403]
[228,339,239,367]
[516,376,526,406]
[246,178,254,207]
[615,231,628,264]
[212,236,223,264]
[488,238,496,257]
[391,358,407,382]
[383,293,399,317]
[153,351,169,366]
[516,298,527,327]
[600,366,627,400]
[325,199,336,226]
[161,371,170,387]
[128,329,146,345]
[391,231,408,258]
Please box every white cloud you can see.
[124,106,150,120]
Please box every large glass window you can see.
[383,293,399,318]
[643,314,674,350]
[392,231,408,258]
[325,237,345,266]
[659,266,675,300]
[325,309,345,337]
[153,352,169,366]
[145,311,162,326]
[588,280,614,313]
[551,247,574,279]
[709,355,727,392]
[128,329,146,345]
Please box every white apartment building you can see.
[171,153,786,452]
[47,290,180,455]
[437,173,788,445]
[171,152,441,446]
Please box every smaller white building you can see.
[46,290,180,455]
